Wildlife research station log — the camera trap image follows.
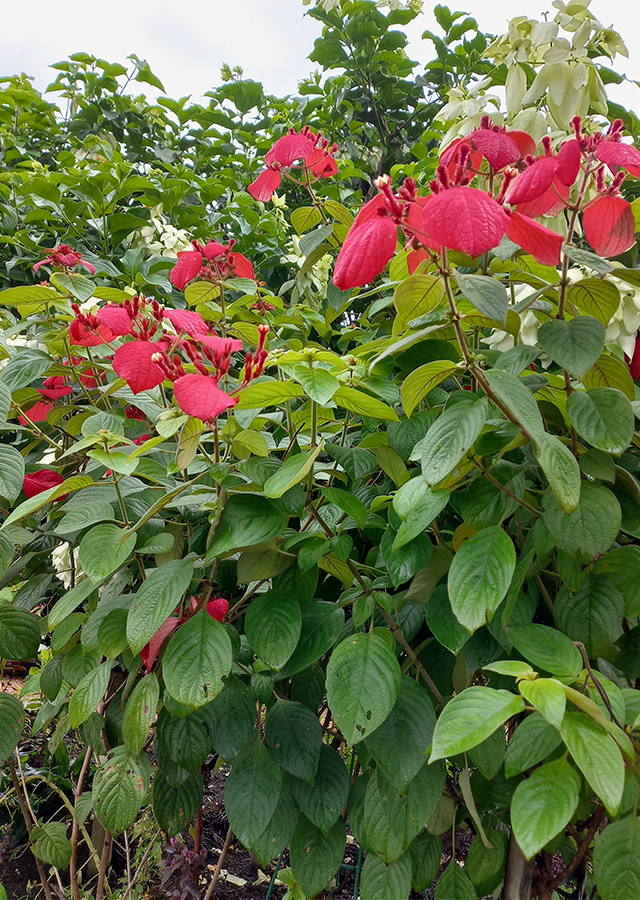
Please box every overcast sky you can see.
[1,0,638,112]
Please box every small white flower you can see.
[51,543,86,590]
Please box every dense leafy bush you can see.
[1,1,640,899]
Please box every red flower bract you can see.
[248,168,282,202]
[164,308,207,337]
[505,156,559,206]
[69,319,114,347]
[583,195,636,257]
[170,251,203,291]
[506,211,564,266]
[266,133,316,167]
[173,374,239,421]
[19,400,53,425]
[140,617,180,671]
[333,214,398,290]
[95,306,133,337]
[630,336,640,380]
[470,128,521,170]
[23,469,64,498]
[596,141,640,178]
[195,334,243,354]
[556,139,582,186]
[422,187,510,259]
[113,341,168,394]
[228,253,255,280]
[207,598,229,622]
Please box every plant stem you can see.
[8,759,54,900]
[203,825,234,900]
[95,829,113,900]
[70,747,95,900]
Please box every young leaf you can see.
[561,712,624,815]
[430,686,524,761]
[420,399,489,486]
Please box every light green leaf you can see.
[292,364,340,405]
[561,712,624,815]
[518,678,566,729]
[321,487,367,530]
[448,526,516,633]
[567,388,634,454]
[326,632,401,746]
[537,315,605,379]
[507,623,582,678]
[360,850,413,900]
[69,662,113,728]
[31,822,72,869]
[0,445,25,504]
[567,277,620,325]
[235,380,303,409]
[393,274,444,334]
[263,445,323,498]
[123,674,160,758]
[535,432,581,514]
[126,559,194,654]
[333,385,399,421]
[420,400,489,486]
[401,360,458,418]
[430,686,524,761]
[511,758,580,859]
[78,523,136,584]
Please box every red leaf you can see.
[69,319,113,347]
[229,252,255,280]
[195,334,243,354]
[630,335,640,380]
[596,141,640,177]
[406,197,442,253]
[164,308,207,337]
[583,195,636,257]
[248,168,282,202]
[173,374,239,420]
[556,139,582,186]
[515,178,570,218]
[351,193,388,230]
[95,305,133,336]
[113,341,167,394]
[170,250,203,290]
[505,156,559,205]
[38,376,72,400]
[22,469,64,498]
[266,133,316,167]
[140,617,180,671]
[305,148,338,178]
[203,241,226,260]
[471,129,520,170]
[19,400,53,424]
[333,215,398,290]
[406,248,432,274]
[422,187,509,259]
[207,598,229,622]
[507,131,536,158]
[506,211,563,266]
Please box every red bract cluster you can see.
[22,470,65,498]
[33,244,96,275]
[333,116,640,290]
[170,239,254,291]
[248,126,338,202]
[140,595,229,671]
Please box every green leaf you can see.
[567,388,634,454]
[401,360,458,418]
[459,479,509,529]
[426,585,472,654]
[206,494,288,559]
[593,546,640,616]
[381,529,432,588]
[0,348,51,392]
[360,850,413,900]
[420,400,489,486]
[327,632,401,746]
[562,244,615,274]
[544,482,621,558]
[292,364,340,404]
[252,780,300,867]
[225,733,282,848]
[123,674,159,757]
[2,475,94,528]
[594,818,640,900]
[210,677,257,762]
[561,712,624,814]
[0,382,11,423]
[555,574,624,658]
[511,758,580,859]
[0,606,40,660]
[456,272,509,325]
[0,445,25,504]
[0,692,25,764]
[466,829,508,895]
[448,526,516,633]
[535,432,582,514]
[430,686,525,761]
[93,746,149,835]
[321,487,367,530]
[263,446,323,498]
[537,315,605,380]
[31,822,72,869]
[153,770,203,837]
[266,700,322,784]
[126,559,193,654]
[364,675,436,791]
[156,705,216,772]
[280,602,345,678]
[244,589,302,669]
[518,678,566,729]
[504,712,563,778]
[69,662,113,728]
[55,501,115,536]
[78,524,136,585]
[484,369,545,440]
[393,489,450,551]
[434,860,476,899]
[410,832,441,891]
[291,206,323,234]
[293,744,349,834]
[333,385,399,421]
[290,816,346,899]
[235,380,303,409]
[567,277,620,325]
[97,608,129,658]
[584,352,635,400]
[507,624,582,678]
[163,611,233,707]
[393,274,444,334]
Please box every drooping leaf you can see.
[224,733,282,849]
[448,526,516,633]
[163,611,233,707]
[594,818,640,900]
[511,758,581,859]
[265,700,322,784]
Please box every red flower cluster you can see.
[22,469,65,498]
[17,357,102,426]
[333,116,640,290]
[140,595,230,671]
[170,238,254,291]
[248,126,338,202]
[33,244,96,275]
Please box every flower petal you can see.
[113,341,167,394]
[173,374,239,420]
[248,168,282,202]
[506,211,563,266]
[505,156,559,205]
[583,195,636,257]
[422,187,509,259]
[333,215,398,290]
[170,250,203,290]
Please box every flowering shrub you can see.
[2,3,640,900]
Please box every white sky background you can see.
[1,0,638,113]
